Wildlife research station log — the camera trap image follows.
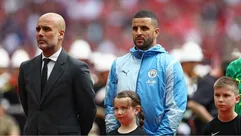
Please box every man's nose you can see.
[137,28,142,35]
[37,29,44,36]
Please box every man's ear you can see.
[154,28,159,38]
[59,30,65,40]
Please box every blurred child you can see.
[203,76,241,135]
[0,96,20,136]
[107,90,147,135]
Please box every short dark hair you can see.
[133,10,159,27]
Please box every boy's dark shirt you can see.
[203,115,241,135]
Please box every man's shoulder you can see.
[229,58,241,66]
[67,55,85,63]
[157,52,182,68]
[115,53,132,63]
[65,55,89,69]
[227,58,241,73]
[21,55,39,67]
[118,52,132,59]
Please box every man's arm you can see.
[188,100,213,123]
[104,60,119,133]
[191,75,215,123]
[18,62,28,116]
[156,60,187,135]
[73,62,96,135]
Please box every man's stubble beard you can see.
[134,37,154,50]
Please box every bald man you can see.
[18,13,96,135]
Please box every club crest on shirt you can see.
[148,69,157,78]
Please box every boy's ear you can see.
[235,95,240,104]
[135,105,141,115]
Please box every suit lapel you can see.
[30,55,42,104]
[40,49,67,104]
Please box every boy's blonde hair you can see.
[213,76,239,95]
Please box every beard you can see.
[134,37,154,50]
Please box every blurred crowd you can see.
[1,0,241,135]
[0,0,241,59]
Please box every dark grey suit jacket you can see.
[18,49,96,135]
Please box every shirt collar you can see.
[42,47,62,61]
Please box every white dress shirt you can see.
[41,48,62,79]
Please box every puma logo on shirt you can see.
[122,70,130,76]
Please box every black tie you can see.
[41,58,51,97]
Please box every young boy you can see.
[203,76,241,135]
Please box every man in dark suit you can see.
[18,12,96,135]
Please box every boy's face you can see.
[214,87,240,112]
[113,97,140,126]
